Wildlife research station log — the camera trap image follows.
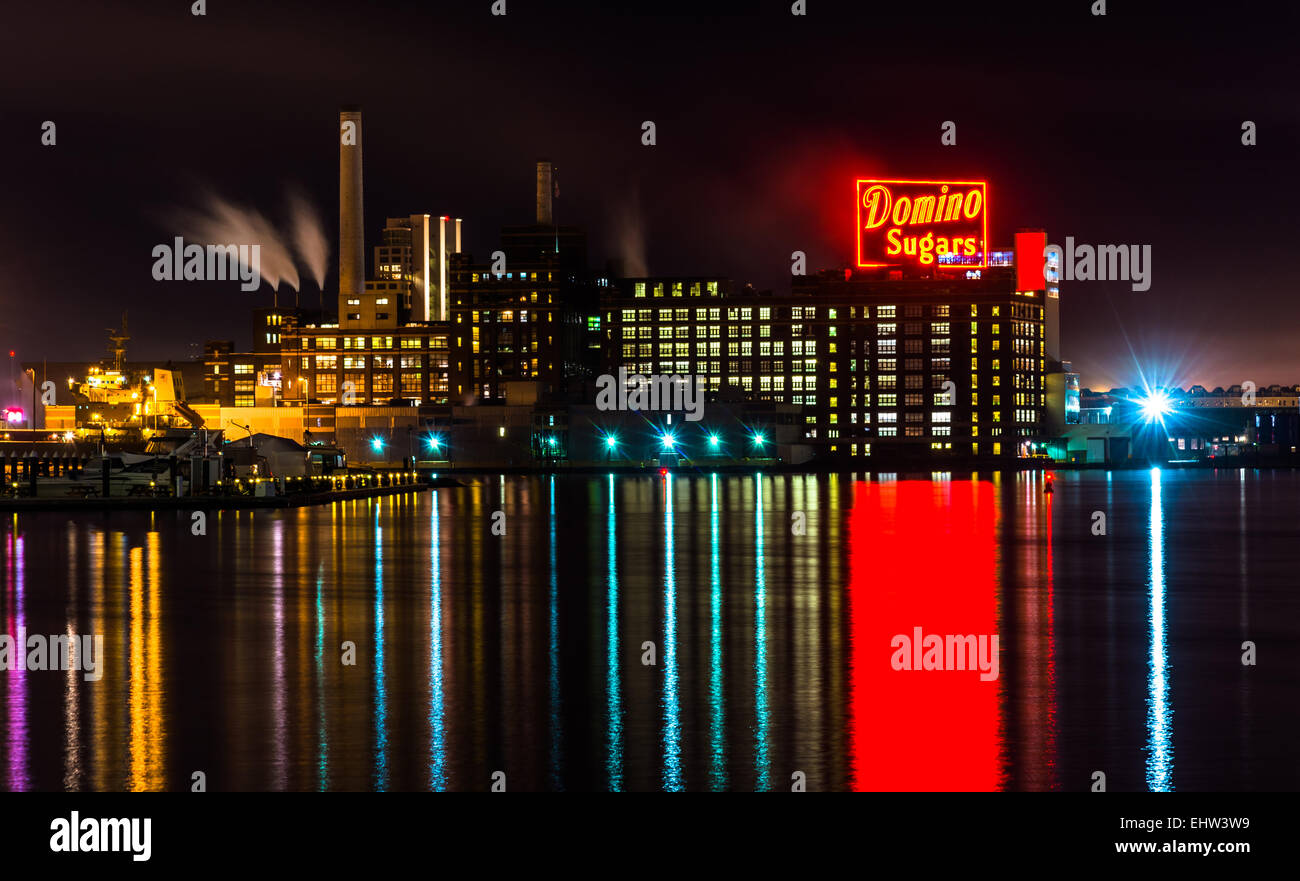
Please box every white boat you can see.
[33,455,170,498]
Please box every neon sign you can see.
[856,179,988,270]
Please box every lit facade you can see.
[601,259,1051,461]
[371,214,463,322]
[280,318,451,407]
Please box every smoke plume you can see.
[173,194,300,291]
[288,188,329,290]
[611,186,647,277]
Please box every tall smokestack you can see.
[339,106,364,309]
[536,160,553,226]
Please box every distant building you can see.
[371,214,463,323]
[446,162,601,403]
[279,318,451,408]
[601,255,1054,462]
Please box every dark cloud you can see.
[0,0,1295,390]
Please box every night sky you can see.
[1,0,1295,390]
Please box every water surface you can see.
[1,469,1296,791]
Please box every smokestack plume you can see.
[339,107,364,301]
[536,160,553,226]
[288,187,329,290]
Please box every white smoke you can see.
[611,187,647,277]
[287,188,329,290]
[174,194,300,291]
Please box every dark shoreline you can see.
[3,459,1295,511]
[0,481,436,512]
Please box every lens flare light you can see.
[1138,390,1173,423]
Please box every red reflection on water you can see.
[1043,493,1059,787]
[847,480,1000,791]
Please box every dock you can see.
[0,472,464,512]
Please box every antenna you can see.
[106,312,130,372]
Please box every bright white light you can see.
[1139,390,1173,423]
[662,433,676,449]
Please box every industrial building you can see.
[447,161,603,403]
[1064,386,1300,463]
[32,112,1192,470]
[600,233,1062,462]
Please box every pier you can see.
[0,467,450,511]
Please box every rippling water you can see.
[1,469,1296,791]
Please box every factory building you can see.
[274,108,455,409]
[279,320,451,407]
[370,214,463,322]
[447,161,602,403]
[600,233,1060,461]
[202,123,1079,466]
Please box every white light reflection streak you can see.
[1145,467,1174,791]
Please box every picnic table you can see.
[66,485,101,499]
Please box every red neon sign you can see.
[856,179,988,270]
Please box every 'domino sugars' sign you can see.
[856,179,987,269]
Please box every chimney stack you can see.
[339,107,365,311]
[536,161,553,226]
